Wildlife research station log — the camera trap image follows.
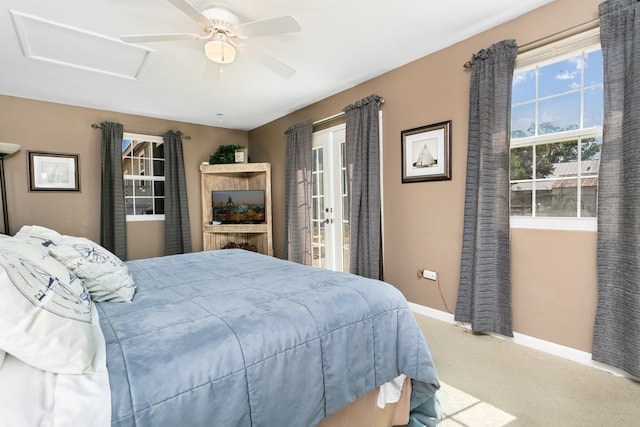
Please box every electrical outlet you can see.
[422,269,437,281]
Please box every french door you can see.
[312,124,349,272]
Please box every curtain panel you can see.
[284,121,313,264]
[343,94,383,280]
[455,40,517,337]
[593,0,640,378]
[100,121,127,260]
[163,131,192,256]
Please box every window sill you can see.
[126,215,165,222]
[510,217,597,232]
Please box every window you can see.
[122,133,165,221]
[510,29,602,230]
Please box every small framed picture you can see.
[234,148,248,163]
[401,120,452,183]
[28,151,80,191]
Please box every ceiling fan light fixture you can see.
[204,34,236,64]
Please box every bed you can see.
[0,226,441,426]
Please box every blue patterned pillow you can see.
[49,236,136,302]
[0,238,95,374]
[13,225,61,253]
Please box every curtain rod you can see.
[313,98,385,127]
[90,123,191,140]
[462,17,600,69]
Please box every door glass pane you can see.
[339,140,348,273]
[318,244,326,268]
[311,146,326,268]
[342,249,350,273]
[342,222,350,272]
[340,142,349,235]
[342,194,349,226]
[313,148,320,170]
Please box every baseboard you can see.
[408,302,637,380]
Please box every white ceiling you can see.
[0,0,553,131]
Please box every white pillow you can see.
[0,238,95,374]
[14,225,62,253]
[0,350,5,368]
[49,236,136,303]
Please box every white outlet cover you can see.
[423,270,437,281]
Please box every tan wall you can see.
[249,0,602,353]
[0,95,248,259]
[0,0,602,353]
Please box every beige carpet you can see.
[415,314,640,426]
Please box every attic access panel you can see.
[11,10,153,79]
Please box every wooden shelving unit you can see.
[200,162,273,256]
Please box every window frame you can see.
[510,28,602,232]
[122,132,165,222]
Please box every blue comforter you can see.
[97,249,440,426]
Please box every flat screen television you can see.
[211,190,266,224]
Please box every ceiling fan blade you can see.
[167,0,212,31]
[234,16,301,38]
[120,33,202,43]
[239,45,296,79]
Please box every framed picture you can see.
[234,148,248,163]
[28,151,80,191]
[401,120,452,183]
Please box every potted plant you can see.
[209,144,246,164]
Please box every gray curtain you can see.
[100,121,127,260]
[343,94,383,280]
[455,40,517,337]
[593,0,640,378]
[284,121,313,264]
[163,130,192,256]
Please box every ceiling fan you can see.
[120,0,302,78]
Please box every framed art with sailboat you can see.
[401,120,452,183]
